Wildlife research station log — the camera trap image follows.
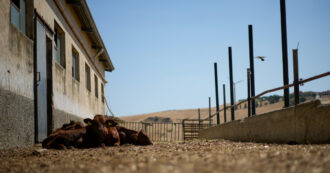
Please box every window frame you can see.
[94,75,98,98]
[54,22,66,68]
[85,63,91,91]
[71,46,80,81]
[101,83,104,103]
[10,0,26,34]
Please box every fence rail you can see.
[119,71,330,142]
[118,122,183,142]
[180,71,330,140]
[190,71,330,123]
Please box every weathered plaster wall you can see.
[0,1,34,99]
[0,0,35,149]
[34,0,106,120]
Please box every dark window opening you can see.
[85,64,91,91]
[101,83,104,103]
[94,75,98,98]
[54,22,65,68]
[72,47,80,81]
[10,0,26,34]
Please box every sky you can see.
[86,0,330,116]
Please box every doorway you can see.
[35,17,53,142]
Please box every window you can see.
[101,83,104,103]
[54,23,65,68]
[94,75,98,98]
[72,47,79,81]
[85,64,91,91]
[10,0,26,34]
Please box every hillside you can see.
[120,91,330,123]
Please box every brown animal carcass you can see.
[42,127,86,149]
[116,126,153,146]
[42,120,85,149]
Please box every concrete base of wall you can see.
[0,88,34,149]
[199,100,330,144]
[53,109,83,130]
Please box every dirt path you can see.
[1,140,329,173]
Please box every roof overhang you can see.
[66,0,114,72]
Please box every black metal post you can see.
[280,0,290,107]
[223,84,227,123]
[247,68,251,117]
[208,97,212,126]
[228,47,235,120]
[248,25,256,115]
[198,108,201,130]
[293,49,299,105]
[214,63,220,124]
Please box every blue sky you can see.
[86,0,330,116]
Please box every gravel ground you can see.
[0,140,329,173]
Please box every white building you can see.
[0,0,114,149]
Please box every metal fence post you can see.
[293,49,299,105]
[280,0,290,107]
[198,108,201,130]
[214,63,220,124]
[248,25,256,115]
[247,68,251,117]
[223,84,227,123]
[228,47,235,120]
[182,120,185,141]
[208,97,211,126]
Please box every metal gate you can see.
[182,120,214,140]
[118,122,183,142]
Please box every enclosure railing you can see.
[181,71,330,140]
[118,122,183,142]
[119,71,329,142]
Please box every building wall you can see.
[0,0,35,149]
[0,0,109,149]
[34,0,106,128]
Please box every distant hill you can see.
[120,90,330,123]
[142,116,173,123]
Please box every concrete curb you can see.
[199,100,330,144]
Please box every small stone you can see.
[32,149,47,156]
